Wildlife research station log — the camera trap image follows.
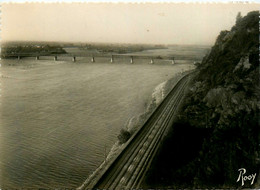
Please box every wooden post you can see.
[18,56,20,60]
[150,59,154,64]
[72,56,76,62]
[36,56,39,60]
[54,56,57,61]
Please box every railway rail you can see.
[80,73,191,190]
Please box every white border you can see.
[1,0,260,3]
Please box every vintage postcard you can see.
[0,1,259,189]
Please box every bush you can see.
[117,129,131,144]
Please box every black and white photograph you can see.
[0,2,259,189]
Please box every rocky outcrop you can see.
[144,11,259,188]
[182,11,259,188]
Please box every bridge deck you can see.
[2,53,174,60]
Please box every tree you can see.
[236,12,242,25]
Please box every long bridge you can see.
[78,73,191,190]
[2,53,176,64]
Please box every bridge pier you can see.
[91,56,95,63]
[130,56,133,64]
[72,56,76,62]
[36,56,39,60]
[54,56,57,61]
[171,58,175,64]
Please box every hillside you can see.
[143,11,259,188]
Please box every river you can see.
[0,50,198,188]
[0,41,211,189]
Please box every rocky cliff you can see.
[144,11,259,188]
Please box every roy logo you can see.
[236,168,257,186]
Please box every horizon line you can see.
[1,40,213,47]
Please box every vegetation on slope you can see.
[144,11,259,188]
[1,44,66,58]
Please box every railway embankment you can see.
[78,71,192,190]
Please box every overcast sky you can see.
[1,3,259,45]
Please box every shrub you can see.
[117,129,131,144]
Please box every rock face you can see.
[144,11,259,188]
[184,11,259,188]
[184,11,259,187]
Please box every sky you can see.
[1,3,259,45]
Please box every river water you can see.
[0,57,193,188]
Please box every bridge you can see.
[78,73,191,190]
[2,53,176,64]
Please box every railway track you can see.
[84,73,190,190]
